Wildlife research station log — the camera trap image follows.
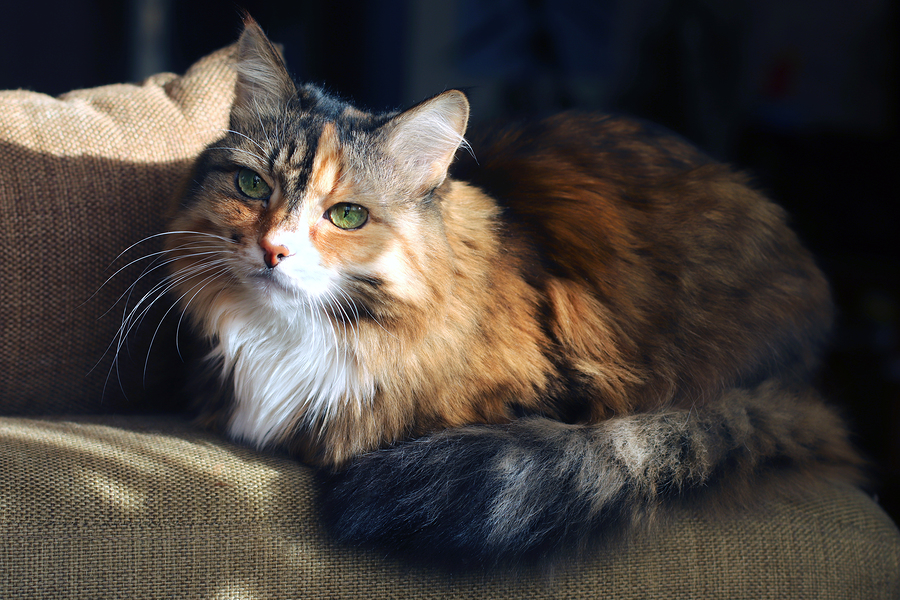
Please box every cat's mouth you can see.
[247,269,298,296]
[245,267,333,305]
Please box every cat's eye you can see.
[327,203,369,230]
[235,168,272,200]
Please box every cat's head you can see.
[166,18,469,334]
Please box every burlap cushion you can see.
[0,45,236,415]
[1,415,898,599]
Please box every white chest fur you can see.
[211,303,373,449]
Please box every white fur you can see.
[201,229,374,449]
[214,300,373,449]
[253,226,334,297]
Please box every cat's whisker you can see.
[328,287,363,348]
[165,230,239,245]
[344,291,396,341]
[341,306,357,348]
[208,145,268,165]
[252,102,275,150]
[113,249,229,327]
[107,230,234,270]
[85,234,203,309]
[313,294,342,357]
[91,260,223,396]
[113,259,230,359]
[93,262,194,377]
[99,245,227,320]
[92,229,234,311]
[327,302,350,355]
[110,259,229,384]
[219,128,268,157]
[318,289,344,329]
[107,260,219,389]
[143,266,231,383]
[331,286,361,323]
[175,272,238,361]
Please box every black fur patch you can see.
[320,417,654,567]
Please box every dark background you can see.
[3,0,897,525]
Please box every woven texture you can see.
[0,45,236,415]
[1,415,898,600]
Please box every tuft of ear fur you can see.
[382,90,470,194]
[233,16,296,114]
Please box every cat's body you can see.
[163,19,860,564]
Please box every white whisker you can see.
[253,103,275,150]
[175,272,238,360]
[85,231,226,309]
[207,146,269,164]
[94,228,236,399]
[142,265,229,383]
[219,128,269,157]
[325,287,359,349]
[104,258,227,374]
[126,259,229,340]
[99,245,225,320]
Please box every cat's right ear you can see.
[233,16,296,114]
[381,90,470,194]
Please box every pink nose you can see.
[259,237,291,268]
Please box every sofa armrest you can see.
[2,415,898,599]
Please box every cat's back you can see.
[453,112,712,185]
[449,112,768,266]
[450,112,833,408]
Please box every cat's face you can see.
[171,119,379,314]
[165,21,469,337]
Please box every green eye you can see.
[235,168,272,200]
[327,203,369,230]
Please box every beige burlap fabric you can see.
[0,415,897,599]
[0,45,236,415]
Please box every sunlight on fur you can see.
[106,16,864,566]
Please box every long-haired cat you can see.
[162,18,861,565]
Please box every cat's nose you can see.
[259,237,292,269]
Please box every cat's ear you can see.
[233,16,296,113]
[382,90,470,193]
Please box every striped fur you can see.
[161,18,862,565]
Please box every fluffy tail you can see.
[319,382,861,566]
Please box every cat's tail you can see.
[319,380,862,566]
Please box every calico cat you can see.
[163,18,860,564]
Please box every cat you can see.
[161,17,861,565]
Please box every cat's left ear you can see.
[382,90,470,194]
[233,16,296,114]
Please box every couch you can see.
[2,43,899,599]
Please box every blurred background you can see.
[2,0,897,524]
